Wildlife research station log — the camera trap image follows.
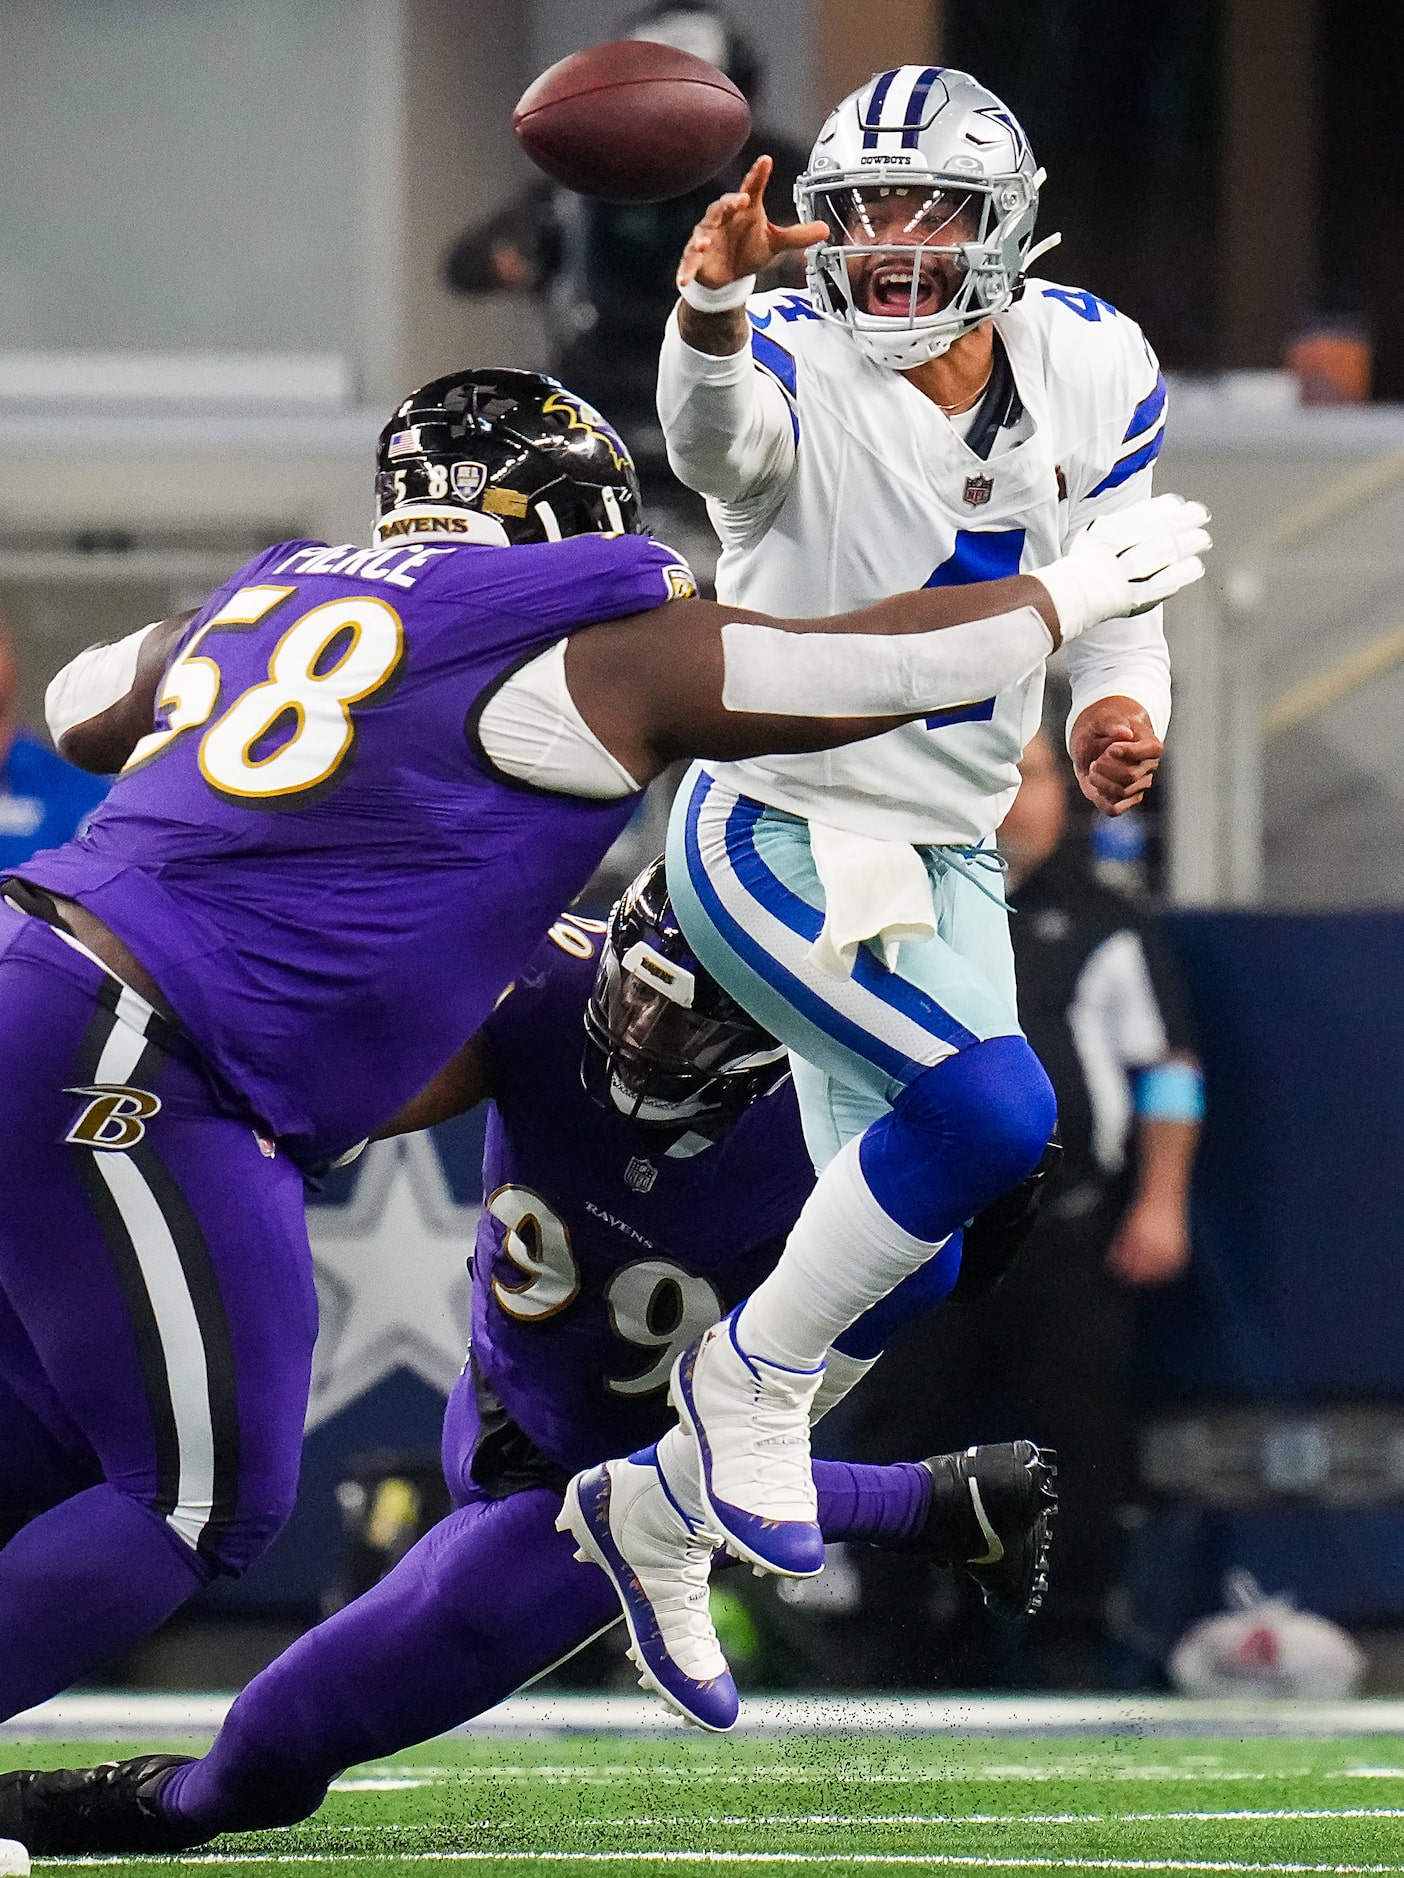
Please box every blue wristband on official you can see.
[1135,1060,1204,1123]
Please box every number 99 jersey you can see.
[466,920,814,1480]
[18,531,689,1167]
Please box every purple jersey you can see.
[468,919,815,1477]
[20,533,687,1165]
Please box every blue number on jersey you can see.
[750,293,821,330]
[772,293,821,323]
[922,529,1026,729]
[1042,287,1117,324]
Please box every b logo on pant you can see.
[65,1084,162,1151]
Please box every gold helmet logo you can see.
[540,391,633,473]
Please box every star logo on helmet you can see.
[972,105,1030,166]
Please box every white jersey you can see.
[657,278,1171,845]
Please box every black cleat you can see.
[0,1754,202,1855]
[906,1439,1058,1616]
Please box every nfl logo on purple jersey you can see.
[624,1156,658,1194]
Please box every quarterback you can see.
[0,869,1053,1852]
[0,362,1200,1718]
[561,67,1204,1721]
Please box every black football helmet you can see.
[583,858,789,1138]
[373,368,644,548]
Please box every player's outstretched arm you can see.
[674,154,826,358]
[567,579,1053,782]
[658,156,825,509]
[47,612,196,773]
[373,1032,495,1138]
[566,494,1211,786]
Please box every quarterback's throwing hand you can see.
[678,154,827,293]
[1034,494,1212,642]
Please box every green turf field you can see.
[7,1730,1404,1875]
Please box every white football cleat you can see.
[557,1453,738,1732]
[671,1306,826,1578]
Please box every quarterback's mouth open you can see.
[858,256,947,320]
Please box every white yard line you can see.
[34,1852,1404,1873]
[331,1769,1323,1787]
[12,1694,1404,1741]
[336,1810,1404,1829]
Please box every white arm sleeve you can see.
[720,606,1054,718]
[1061,604,1172,741]
[656,308,797,508]
[45,622,159,745]
[477,639,640,800]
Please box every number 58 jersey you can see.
[672,278,1171,845]
[19,532,687,1166]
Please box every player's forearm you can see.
[1062,606,1172,744]
[567,581,1060,781]
[657,309,794,503]
[676,303,748,357]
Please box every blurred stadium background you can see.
[3,0,1404,1710]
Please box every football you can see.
[513,39,751,203]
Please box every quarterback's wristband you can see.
[1135,1061,1205,1124]
[679,273,756,313]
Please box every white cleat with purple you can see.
[670,1306,826,1578]
[557,1451,739,1732]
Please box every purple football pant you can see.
[162,1377,930,1835]
[0,901,316,1720]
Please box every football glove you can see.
[1035,493,1212,641]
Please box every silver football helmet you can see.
[795,66,1059,371]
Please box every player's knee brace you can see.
[858,1034,1057,1244]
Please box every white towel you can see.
[807,821,936,978]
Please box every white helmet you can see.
[795,66,1059,371]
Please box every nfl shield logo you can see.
[963,474,995,508]
[624,1156,658,1194]
[451,460,487,501]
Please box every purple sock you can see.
[815,1457,931,1546]
[0,1485,208,1721]
[162,1486,619,1837]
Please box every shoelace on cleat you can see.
[720,1372,819,1516]
[641,1529,727,1681]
